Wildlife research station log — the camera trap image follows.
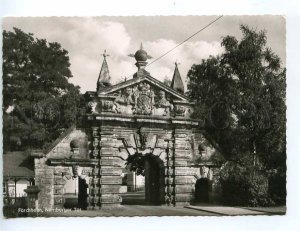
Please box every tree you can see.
[187,25,286,205]
[3,28,84,152]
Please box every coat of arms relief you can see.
[88,81,191,117]
[111,82,174,116]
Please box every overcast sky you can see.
[3,16,285,93]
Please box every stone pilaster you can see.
[172,129,195,206]
[34,158,54,209]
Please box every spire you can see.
[171,61,184,93]
[97,50,111,92]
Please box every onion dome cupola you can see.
[97,50,112,92]
[171,62,184,93]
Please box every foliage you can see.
[3,28,85,152]
[219,161,274,206]
[268,168,286,205]
[187,25,286,204]
[126,152,146,176]
[126,153,161,176]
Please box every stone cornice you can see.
[86,113,199,126]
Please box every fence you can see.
[3,193,28,218]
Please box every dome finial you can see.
[140,42,143,50]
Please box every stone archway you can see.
[121,153,165,206]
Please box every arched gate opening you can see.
[122,154,165,206]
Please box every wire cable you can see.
[146,15,223,67]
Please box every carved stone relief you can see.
[173,105,186,117]
[87,101,98,114]
[101,100,114,112]
[133,82,154,115]
[154,90,173,116]
[96,81,192,118]
[113,88,134,113]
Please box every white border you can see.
[1,1,299,231]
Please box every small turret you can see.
[97,50,111,92]
[171,62,184,93]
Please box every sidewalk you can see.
[185,205,286,216]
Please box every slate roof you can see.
[3,151,35,178]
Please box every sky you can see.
[3,16,285,93]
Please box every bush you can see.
[268,169,286,205]
[219,162,274,207]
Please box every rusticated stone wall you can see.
[87,123,201,208]
[34,125,220,210]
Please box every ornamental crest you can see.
[133,82,154,115]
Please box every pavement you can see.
[185,205,286,216]
[41,204,285,217]
[38,191,286,217]
[42,205,216,217]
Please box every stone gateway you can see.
[33,46,223,210]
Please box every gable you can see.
[98,75,189,102]
[86,74,195,118]
[46,129,88,159]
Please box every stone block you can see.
[100,194,122,203]
[174,177,195,185]
[100,168,122,176]
[100,185,122,194]
[175,185,194,193]
[174,167,198,176]
[100,176,122,184]
[36,178,53,185]
[174,133,188,138]
[100,158,123,167]
[174,142,191,149]
[54,178,66,185]
[175,193,193,202]
[174,150,193,159]
[174,160,188,166]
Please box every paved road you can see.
[44,205,216,217]
[121,191,147,205]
